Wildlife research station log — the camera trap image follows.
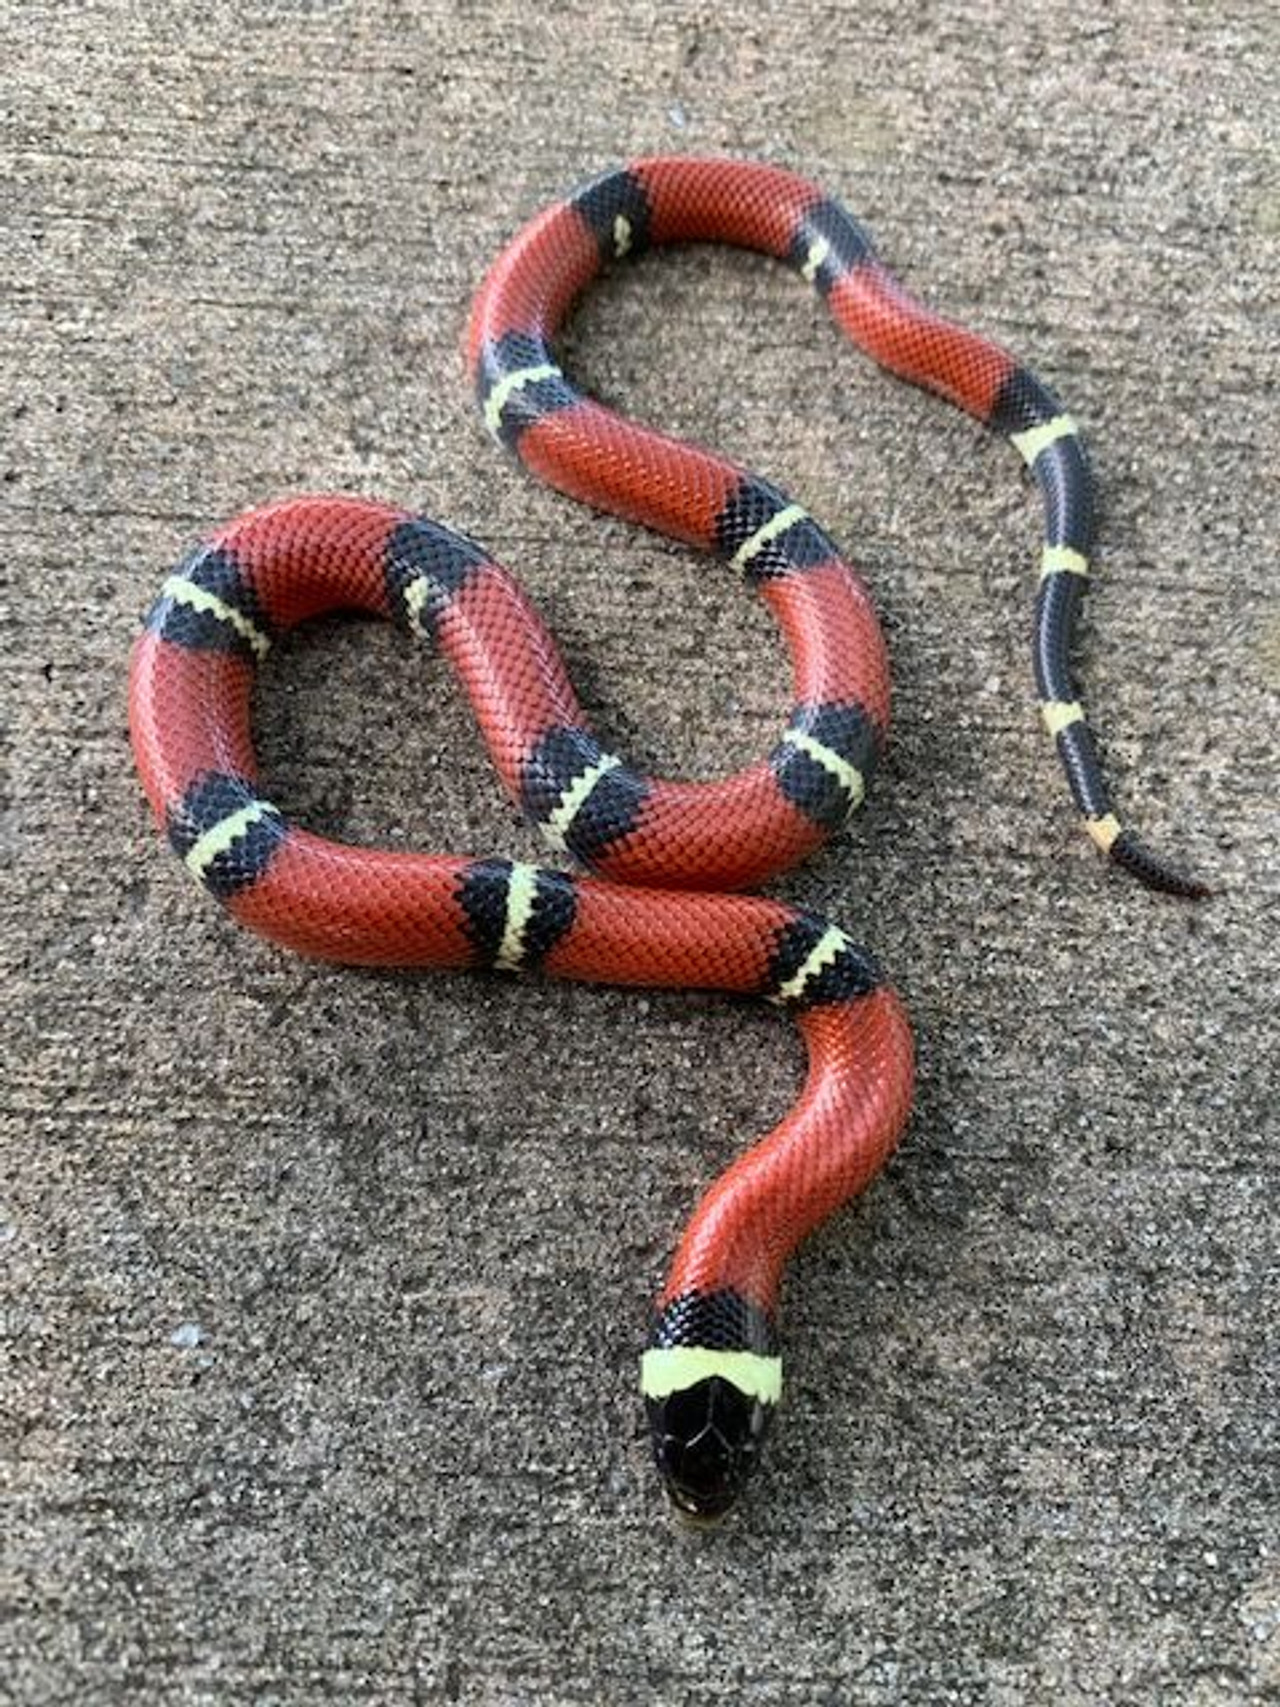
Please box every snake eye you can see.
[646,1376,773,1521]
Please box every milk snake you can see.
[129,157,1205,1522]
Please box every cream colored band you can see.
[483,363,562,438]
[541,753,623,853]
[1041,699,1084,737]
[1011,413,1078,466]
[1039,545,1090,580]
[640,1346,783,1405]
[1086,813,1122,852]
[183,801,277,882]
[772,923,851,1006]
[402,573,449,633]
[729,503,808,572]
[496,863,540,970]
[800,236,831,283]
[160,575,271,659]
[781,728,865,813]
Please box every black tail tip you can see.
[1110,829,1214,900]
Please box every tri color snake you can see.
[129,157,1205,1521]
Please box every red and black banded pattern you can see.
[130,157,1205,1526]
[469,156,1207,899]
[129,492,913,1519]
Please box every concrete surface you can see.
[3,2,1278,1702]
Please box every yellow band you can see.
[781,728,865,813]
[402,573,449,633]
[640,1347,783,1404]
[1085,813,1122,852]
[1039,545,1089,580]
[496,863,540,970]
[541,754,623,852]
[160,576,271,659]
[729,503,809,572]
[1041,699,1084,737]
[183,801,277,882]
[483,363,562,438]
[1011,414,1078,466]
[800,236,830,283]
[771,923,851,1006]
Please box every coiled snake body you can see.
[129,158,1204,1521]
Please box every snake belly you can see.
[130,156,1202,1526]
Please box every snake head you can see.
[645,1373,775,1522]
[641,1295,783,1521]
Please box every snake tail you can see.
[468,156,1207,899]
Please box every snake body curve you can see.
[129,157,1203,1523]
